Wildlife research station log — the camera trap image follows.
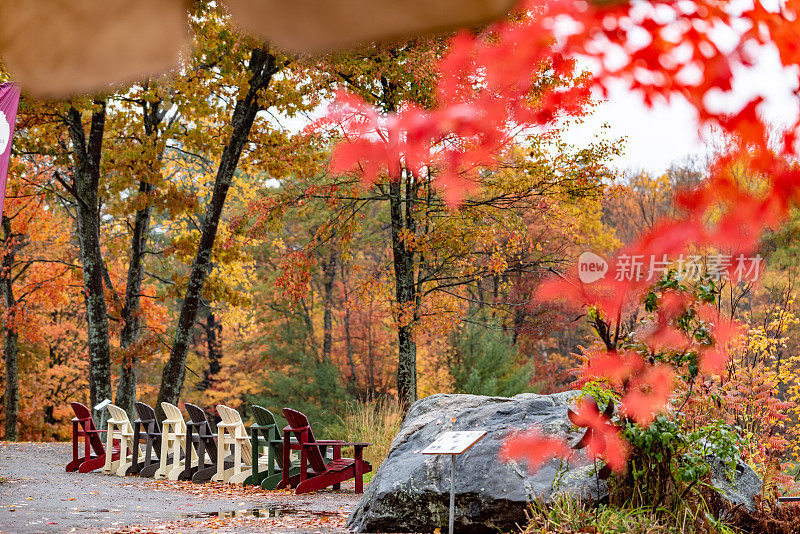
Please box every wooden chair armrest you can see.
[309,441,369,448]
[269,438,296,446]
[338,442,370,447]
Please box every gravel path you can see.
[0,442,361,534]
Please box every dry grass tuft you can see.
[341,398,403,470]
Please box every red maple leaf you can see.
[583,350,644,385]
[621,365,675,426]
[698,305,744,345]
[568,398,629,472]
[699,347,729,375]
[641,324,691,353]
[500,429,569,472]
[658,291,689,323]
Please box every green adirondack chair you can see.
[244,405,299,490]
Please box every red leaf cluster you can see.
[569,398,628,472]
[620,364,676,426]
[324,0,800,478]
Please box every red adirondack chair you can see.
[66,402,120,473]
[278,408,371,494]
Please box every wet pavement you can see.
[0,442,359,533]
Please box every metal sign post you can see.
[422,430,487,534]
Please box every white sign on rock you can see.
[422,430,486,455]
[423,430,487,534]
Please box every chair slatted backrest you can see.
[161,403,186,432]
[106,404,133,434]
[131,401,161,475]
[70,401,104,454]
[185,403,218,458]
[251,405,283,468]
[282,408,327,473]
[217,405,253,464]
[251,405,278,428]
[160,402,189,457]
[134,401,161,445]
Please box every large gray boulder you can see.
[347,392,602,533]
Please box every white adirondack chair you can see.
[213,405,260,484]
[155,402,195,480]
[102,404,138,476]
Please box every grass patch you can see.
[524,494,739,534]
[340,398,403,470]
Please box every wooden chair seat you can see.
[325,458,357,471]
[185,403,234,483]
[103,404,140,476]
[66,401,119,473]
[277,408,372,494]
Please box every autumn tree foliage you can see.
[0,158,86,440]
[232,35,617,409]
[311,0,800,506]
[6,2,308,425]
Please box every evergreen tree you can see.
[448,320,534,397]
[250,307,348,432]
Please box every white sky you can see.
[561,43,800,175]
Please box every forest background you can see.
[2,3,799,479]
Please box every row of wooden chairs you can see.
[66,401,372,494]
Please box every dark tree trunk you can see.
[115,97,164,418]
[512,305,524,345]
[299,297,320,357]
[367,316,376,395]
[114,179,152,417]
[390,176,418,409]
[341,263,358,395]
[198,309,222,391]
[377,82,420,409]
[156,48,278,419]
[321,249,336,364]
[65,102,112,412]
[2,217,19,440]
